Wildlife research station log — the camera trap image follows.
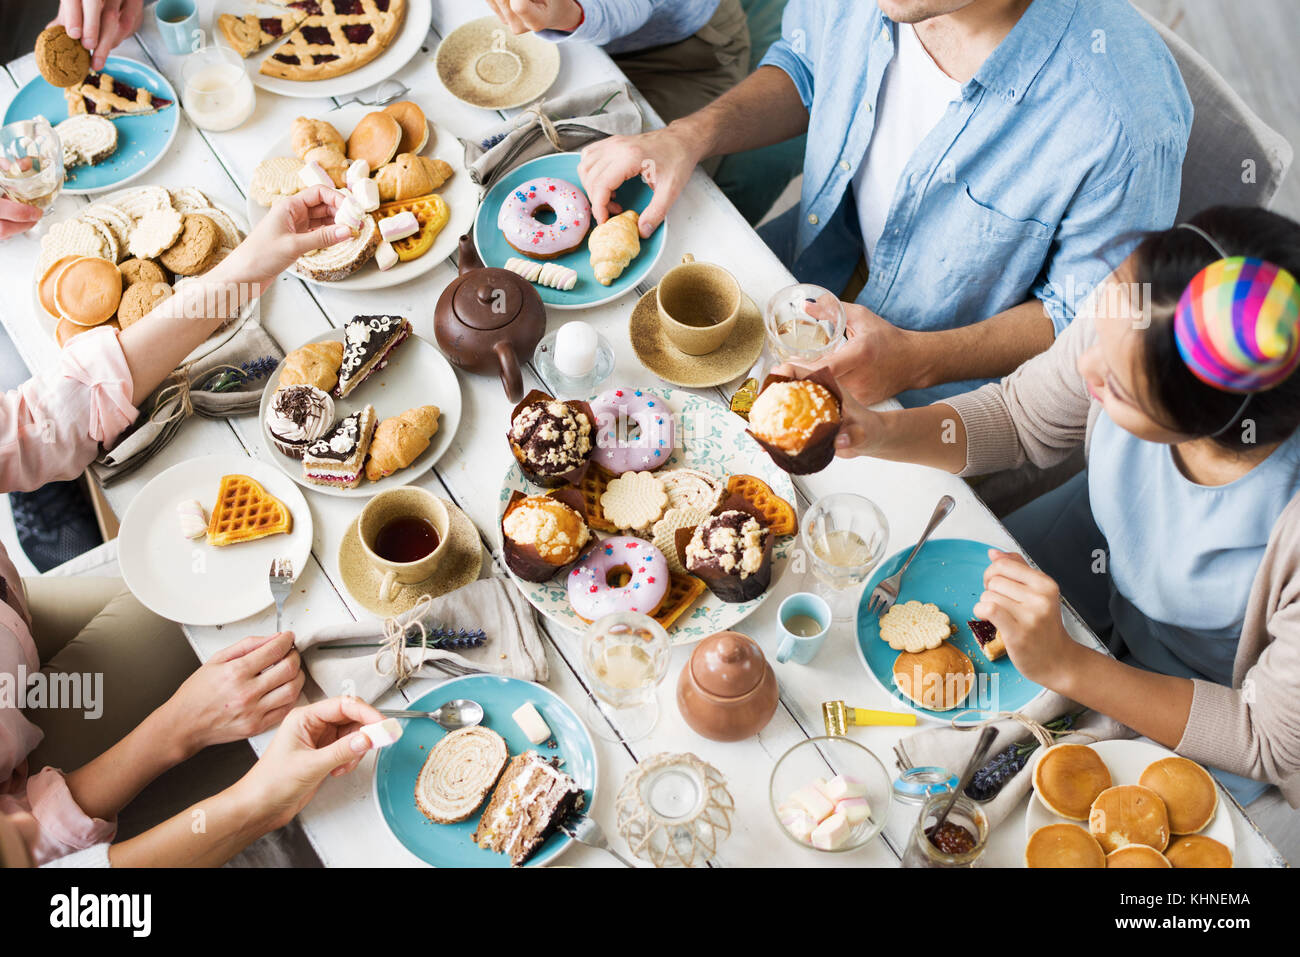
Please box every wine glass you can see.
[802,492,889,622]
[0,116,64,227]
[582,612,671,743]
[764,283,847,365]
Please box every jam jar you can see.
[901,792,989,868]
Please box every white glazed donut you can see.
[568,536,670,620]
[590,387,676,473]
[497,177,591,259]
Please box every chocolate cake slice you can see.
[302,404,376,488]
[472,751,585,866]
[335,315,410,398]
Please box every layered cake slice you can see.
[472,751,585,866]
[967,618,1006,662]
[335,314,410,398]
[302,403,376,488]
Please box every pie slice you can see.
[967,618,1006,661]
[64,71,174,118]
[260,0,407,82]
[207,474,293,546]
[218,11,309,58]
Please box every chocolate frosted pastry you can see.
[336,314,410,398]
[746,368,843,475]
[683,509,772,603]
[501,488,590,582]
[302,404,376,489]
[507,390,594,487]
[265,385,335,459]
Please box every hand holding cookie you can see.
[51,0,145,72]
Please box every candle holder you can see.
[615,752,734,867]
[534,321,613,395]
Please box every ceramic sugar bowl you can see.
[677,631,778,742]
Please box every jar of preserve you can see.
[900,792,988,868]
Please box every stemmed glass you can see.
[764,283,847,365]
[0,117,65,229]
[583,611,671,743]
[802,492,889,622]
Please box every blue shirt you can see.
[539,0,720,56]
[758,0,1192,406]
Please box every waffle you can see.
[653,570,707,631]
[207,474,293,546]
[726,474,797,536]
[571,464,618,532]
[376,193,450,262]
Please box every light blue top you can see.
[538,0,720,56]
[757,0,1192,406]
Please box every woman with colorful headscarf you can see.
[816,205,1300,859]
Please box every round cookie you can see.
[35,26,90,88]
[159,214,220,276]
[54,257,122,326]
[117,280,173,328]
[119,257,168,287]
[879,599,956,653]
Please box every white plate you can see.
[119,454,313,626]
[1023,739,1236,865]
[259,327,462,497]
[245,103,475,290]
[30,187,252,365]
[498,387,796,645]
[213,0,432,100]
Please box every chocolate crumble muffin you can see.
[508,399,593,484]
[685,509,772,602]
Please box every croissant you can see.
[365,405,441,481]
[374,154,454,202]
[588,209,640,286]
[291,117,345,160]
[278,340,344,392]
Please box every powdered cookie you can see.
[879,600,957,653]
[159,214,219,275]
[114,186,174,222]
[118,257,167,287]
[128,207,185,259]
[251,156,305,207]
[56,115,117,168]
[117,281,173,328]
[39,219,110,272]
[600,471,667,532]
[653,506,711,574]
[35,26,90,88]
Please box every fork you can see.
[865,495,955,616]
[560,815,637,868]
[269,558,294,633]
[330,79,409,111]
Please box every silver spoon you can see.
[379,699,484,731]
[930,725,999,838]
[331,79,409,110]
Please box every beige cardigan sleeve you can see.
[939,311,1098,477]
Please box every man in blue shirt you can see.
[578,0,1193,406]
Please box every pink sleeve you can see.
[0,326,137,493]
[0,767,116,865]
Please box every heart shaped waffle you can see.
[207,474,293,546]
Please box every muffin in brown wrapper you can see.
[675,494,774,603]
[745,366,843,475]
[506,389,596,488]
[500,487,591,583]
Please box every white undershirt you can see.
[853,23,962,262]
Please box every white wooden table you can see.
[0,1,1283,868]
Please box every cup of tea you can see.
[775,592,832,665]
[357,487,449,603]
[655,254,741,356]
[154,0,201,55]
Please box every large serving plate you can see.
[245,102,475,289]
[4,56,178,194]
[258,327,462,498]
[855,538,1046,725]
[498,387,796,645]
[373,674,597,868]
[212,0,433,99]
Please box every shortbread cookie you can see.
[118,257,167,287]
[35,26,90,88]
[878,600,957,653]
[117,281,172,328]
[190,206,242,249]
[39,219,111,272]
[55,115,117,168]
[653,506,711,575]
[114,186,174,222]
[600,471,667,532]
[80,201,133,249]
[159,214,220,275]
[169,187,211,213]
[128,207,185,259]
[251,156,304,207]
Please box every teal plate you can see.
[4,56,178,195]
[473,152,667,309]
[854,538,1045,725]
[373,674,598,867]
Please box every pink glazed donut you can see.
[568,536,670,621]
[591,387,676,473]
[497,177,591,259]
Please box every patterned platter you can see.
[498,386,797,645]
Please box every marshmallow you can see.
[378,210,419,242]
[810,812,851,850]
[375,240,399,271]
[346,158,370,190]
[781,809,818,844]
[299,161,333,189]
[512,702,552,745]
[790,785,834,822]
[360,718,403,748]
[176,499,207,541]
[334,198,365,233]
[351,177,380,212]
[836,796,871,825]
[823,775,866,802]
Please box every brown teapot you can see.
[434,235,545,401]
[677,631,779,742]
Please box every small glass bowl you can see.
[768,736,892,853]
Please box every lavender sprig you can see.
[329,626,488,652]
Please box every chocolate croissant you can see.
[279,340,344,393]
[365,405,440,481]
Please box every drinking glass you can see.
[764,283,847,365]
[802,492,889,622]
[0,117,64,225]
[181,45,255,132]
[583,612,671,742]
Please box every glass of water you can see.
[583,611,671,743]
[802,492,889,621]
[0,116,64,224]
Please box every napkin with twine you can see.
[893,692,1135,829]
[91,319,284,485]
[463,81,643,191]
[294,578,549,702]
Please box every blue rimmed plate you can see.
[373,675,597,867]
[855,538,1046,724]
[4,56,178,195]
[473,152,667,310]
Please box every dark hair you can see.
[1130,205,1300,451]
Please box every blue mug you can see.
[154,0,202,55]
[775,592,832,665]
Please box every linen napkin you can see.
[295,578,549,702]
[463,81,643,191]
[892,691,1135,829]
[92,319,284,485]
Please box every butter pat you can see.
[351,177,380,212]
[512,702,551,745]
[375,240,399,271]
[791,785,834,822]
[810,812,851,850]
[378,210,419,242]
[836,796,871,824]
[360,718,403,748]
[823,775,866,802]
[346,158,370,190]
[299,161,333,189]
